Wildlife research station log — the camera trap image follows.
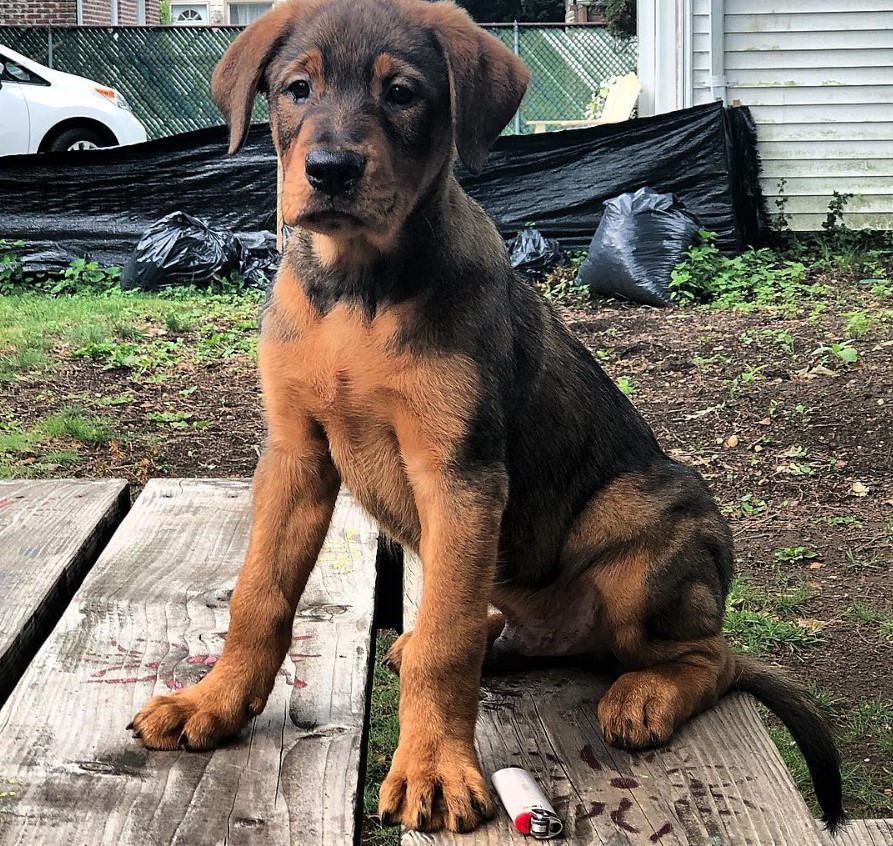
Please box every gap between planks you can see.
[0,479,129,707]
[0,479,378,846]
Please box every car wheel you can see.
[47,126,112,152]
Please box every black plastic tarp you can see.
[0,101,765,272]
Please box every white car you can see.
[0,44,147,156]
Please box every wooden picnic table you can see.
[0,479,886,845]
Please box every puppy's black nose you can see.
[305,150,366,196]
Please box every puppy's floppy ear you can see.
[425,2,530,174]
[211,1,300,155]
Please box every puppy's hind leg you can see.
[563,467,736,750]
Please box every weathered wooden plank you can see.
[402,551,828,845]
[823,819,893,846]
[0,480,378,846]
[0,479,129,706]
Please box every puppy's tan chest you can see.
[262,300,425,541]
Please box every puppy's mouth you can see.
[297,210,366,234]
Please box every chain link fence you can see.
[0,24,636,140]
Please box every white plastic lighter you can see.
[491,767,564,839]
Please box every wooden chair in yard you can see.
[526,72,641,135]
[2,479,891,844]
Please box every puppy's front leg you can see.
[379,468,506,833]
[130,417,339,751]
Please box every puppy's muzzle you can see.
[305,149,366,197]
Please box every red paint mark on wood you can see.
[650,822,673,842]
[292,634,312,641]
[147,660,160,669]
[580,744,602,770]
[186,655,218,665]
[293,678,307,689]
[88,674,156,685]
[584,801,605,818]
[165,679,184,690]
[610,798,639,833]
[611,777,639,789]
[90,669,108,678]
[0,498,11,509]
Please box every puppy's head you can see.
[212,0,529,258]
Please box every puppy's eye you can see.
[288,79,311,101]
[386,83,415,107]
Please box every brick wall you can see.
[80,0,109,24]
[0,0,77,25]
[0,0,159,24]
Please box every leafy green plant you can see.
[812,340,858,365]
[772,178,791,232]
[823,191,855,233]
[0,240,27,294]
[774,546,817,564]
[50,259,121,295]
[670,233,812,310]
[818,515,860,526]
[728,363,767,394]
[147,410,191,428]
[615,376,635,396]
[537,271,589,304]
[762,328,795,354]
[844,311,871,338]
[728,493,767,517]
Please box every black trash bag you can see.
[577,187,700,307]
[509,227,565,279]
[237,230,280,289]
[121,212,243,291]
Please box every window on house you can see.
[171,3,209,24]
[228,2,273,25]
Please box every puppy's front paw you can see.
[378,738,494,833]
[129,675,264,751]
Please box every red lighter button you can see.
[514,811,533,834]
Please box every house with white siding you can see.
[637,0,893,231]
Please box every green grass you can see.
[0,289,261,383]
[363,631,401,846]
[724,577,822,656]
[0,407,114,478]
[38,408,111,444]
[846,601,893,641]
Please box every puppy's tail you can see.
[730,656,845,833]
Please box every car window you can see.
[0,57,49,86]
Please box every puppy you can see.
[130,0,845,834]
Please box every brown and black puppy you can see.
[129,0,845,834]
